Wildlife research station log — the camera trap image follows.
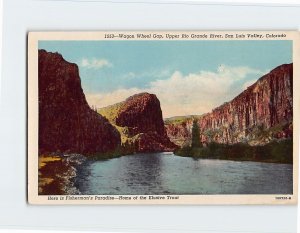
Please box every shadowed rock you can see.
[38,50,121,155]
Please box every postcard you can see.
[28,31,299,204]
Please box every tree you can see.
[191,119,201,148]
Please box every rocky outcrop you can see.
[116,93,166,136]
[99,93,177,152]
[38,50,121,155]
[165,64,293,146]
[164,117,194,147]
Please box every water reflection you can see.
[75,153,293,195]
[121,153,164,194]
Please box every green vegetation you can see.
[203,128,223,140]
[247,121,292,144]
[91,147,122,160]
[98,103,136,145]
[91,133,148,160]
[174,139,293,164]
[191,119,201,148]
[98,102,123,123]
[91,142,138,160]
[164,115,200,125]
[174,115,292,164]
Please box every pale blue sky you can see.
[39,40,292,117]
[39,40,292,93]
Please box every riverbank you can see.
[174,139,293,164]
[90,145,175,161]
[38,150,174,195]
[38,154,86,195]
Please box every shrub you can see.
[174,139,292,164]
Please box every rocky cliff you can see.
[99,93,177,152]
[165,64,293,146]
[38,50,121,155]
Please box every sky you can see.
[39,40,292,118]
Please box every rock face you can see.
[116,93,166,136]
[164,117,194,147]
[38,50,121,155]
[99,93,177,152]
[165,64,293,146]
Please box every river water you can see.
[75,152,293,195]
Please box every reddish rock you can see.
[104,92,177,152]
[165,120,193,147]
[38,50,121,155]
[135,132,177,153]
[116,93,166,135]
[166,64,293,146]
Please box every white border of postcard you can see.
[28,31,299,205]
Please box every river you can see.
[74,152,293,195]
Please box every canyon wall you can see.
[38,50,121,155]
[165,64,293,146]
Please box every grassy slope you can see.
[98,102,142,147]
[98,102,126,143]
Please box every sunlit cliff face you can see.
[165,64,293,146]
